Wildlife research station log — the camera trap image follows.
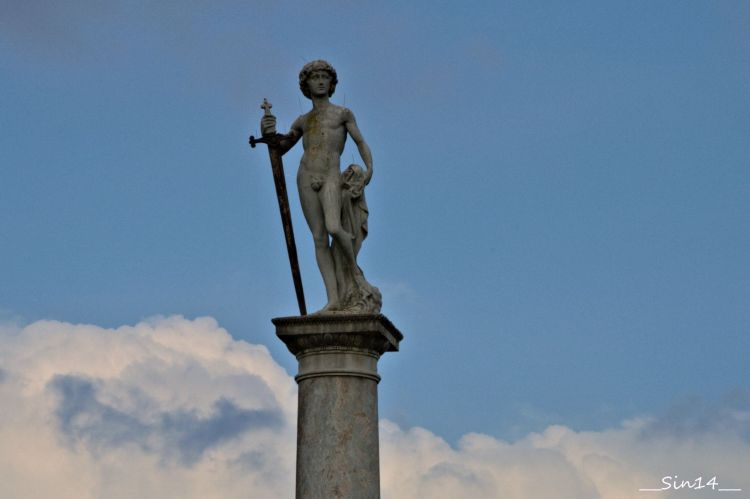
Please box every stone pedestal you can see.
[273,314,403,499]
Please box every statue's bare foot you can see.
[312,301,341,315]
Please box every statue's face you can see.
[307,70,332,97]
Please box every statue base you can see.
[273,314,403,499]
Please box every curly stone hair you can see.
[299,60,338,99]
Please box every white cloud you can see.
[381,416,750,499]
[0,316,296,499]
[1,316,748,499]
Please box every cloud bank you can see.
[1,316,748,498]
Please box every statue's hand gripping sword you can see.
[249,98,307,316]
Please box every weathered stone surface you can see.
[297,376,379,498]
[274,314,401,358]
[273,314,402,499]
[260,61,381,315]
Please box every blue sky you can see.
[2,0,749,483]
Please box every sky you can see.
[1,1,749,498]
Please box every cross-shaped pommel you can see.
[249,98,277,148]
[261,98,273,116]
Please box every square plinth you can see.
[272,314,403,357]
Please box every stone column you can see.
[273,314,403,499]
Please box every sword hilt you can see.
[250,98,279,148]
[249,133,283,149]
[261,97,273,116]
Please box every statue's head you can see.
[299,60,338,99]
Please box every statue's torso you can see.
[299,105,347,178]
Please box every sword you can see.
[249,98,307,316]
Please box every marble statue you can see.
[260,60,381,314]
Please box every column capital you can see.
[273,314,403,357]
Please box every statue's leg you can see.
[321,181,357,271]
[298,180,339,309]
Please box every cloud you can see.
[0,316,296,499]
[381,412,750,499]
[50,374,282,465]
[638,391,750,441]
[1,315,748,498]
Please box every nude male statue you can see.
[260,60,381,314]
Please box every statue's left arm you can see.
[344,109,373,185]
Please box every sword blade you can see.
[266,146,307,316]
